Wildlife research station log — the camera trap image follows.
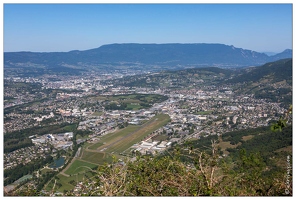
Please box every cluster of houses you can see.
[33,112,55,122]
[4,146,51,170]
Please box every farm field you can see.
[80,151,113,165]
[64,159,98,176]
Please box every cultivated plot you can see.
[64,159,98,176]
[80,151,113,165]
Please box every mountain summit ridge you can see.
[4,43,292,72]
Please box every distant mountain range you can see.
[4,43,292,75]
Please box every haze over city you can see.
[3,3,292,53]
[2,1,294,197]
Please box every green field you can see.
[88,125,139,150]
[64,159,98,175]
[40,168,53,175]
[48,159,98,192]
[93,114,170,154]
[126,104,141,110]
[80,151,113,165]
[47,172,96,192]
[151,134,169,142]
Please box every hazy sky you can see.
[3,3,293,53]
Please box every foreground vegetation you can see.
[10,125,292,196]
[74,126,292,196]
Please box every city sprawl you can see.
[3,60,291,195]
[4,69,289,172]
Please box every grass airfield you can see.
[53,114,170,192]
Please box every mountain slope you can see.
[80,43,270,66]
[226,58,292,84]
[226,58,292,107]
[4,44,292,75]
[270,49,292,61]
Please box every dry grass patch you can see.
[218,141,241,155]
[275,145,292,153]
[242,135,254,141]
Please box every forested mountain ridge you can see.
[226,58,292,84]
[226,58,292,107]
[4,44,292,75]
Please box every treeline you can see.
[185,134,219,152]
[135,94,168,103]
[227,125,292,158]
[4,138,34,154]
[163,134,220,164]
[184,66,233,77]
[105,102,128,110]
[222,126,270,145]
[76,130,92,138]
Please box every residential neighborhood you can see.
[4,71,289,173]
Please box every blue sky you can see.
[3,3,293,53]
